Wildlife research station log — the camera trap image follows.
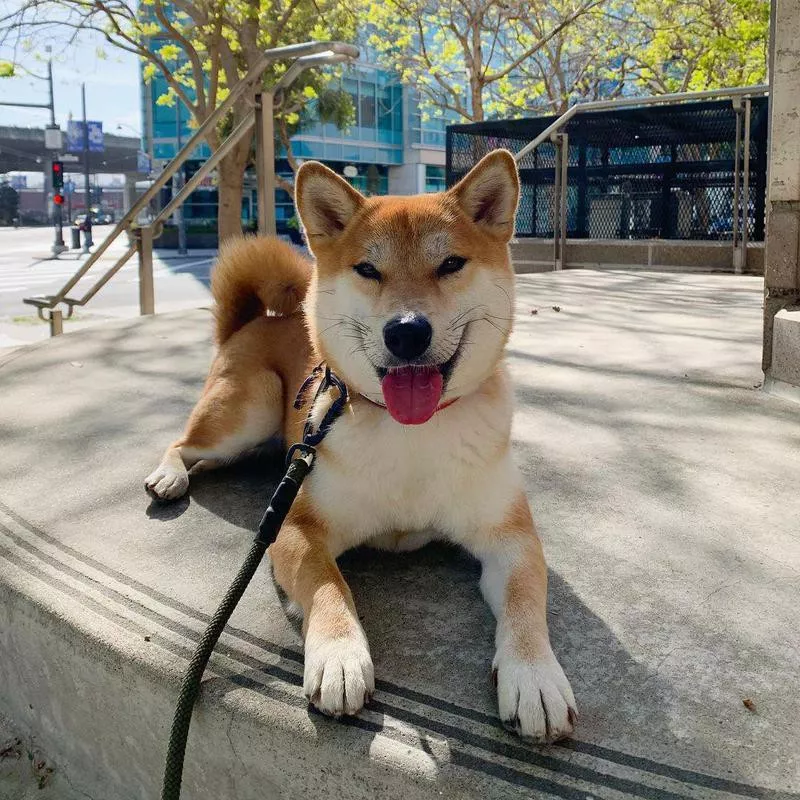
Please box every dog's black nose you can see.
[383,313,433,360]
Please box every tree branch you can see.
[484,0,606,83]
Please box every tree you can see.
[365,0,612,123]
[488,3,633,116]
[365,0,769,124]
[0,180,20,225]
[623,0,769,94]
[0,0,356,241]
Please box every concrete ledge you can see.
[511,239,764,274]
[768,307,800,390]
[763,374,800,404]
[1,273,799,799]
[511,259,555,274]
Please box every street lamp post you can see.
[81,83,93,253]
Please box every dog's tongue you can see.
[380,366,444,425]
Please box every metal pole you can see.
[255,92,276,235]
[732,99,742,270]
[52,197,64,255]
[174,101,188,254]
[552,134,562,271]
[740,96,752,274]
[82,84,93,252]
[47,58,55,126]
[559,133,569,269]
[48,309,63,336]
[137,226,155,315]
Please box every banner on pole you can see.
[66,120,104,153]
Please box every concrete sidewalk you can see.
[0,270,798,800]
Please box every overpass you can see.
[0,125,142,176]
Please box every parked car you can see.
[73,211,114,226]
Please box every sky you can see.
[1,24,142,136]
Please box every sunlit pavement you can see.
[1,269,797,800]
[0,225,216,351]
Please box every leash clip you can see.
[285,442,316,469]
[302,366,349,448]
[293,362,325,409]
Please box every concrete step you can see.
[565,262,745,274]
[1,280,798,800]
[510,238,765,275]
[765,306,800,403]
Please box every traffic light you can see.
[51,160,64,191]
[53,193,64,206]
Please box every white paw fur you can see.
[493,646,577,742]
[304,627,375,717]
[144,462,189,500]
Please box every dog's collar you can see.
[358,393,459,414]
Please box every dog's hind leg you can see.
[145,367,284,501]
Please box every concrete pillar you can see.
[388,162,420,195]
[123,174,138,244]
[123,174,137,215]
[763,0,800,397]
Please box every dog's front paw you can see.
[145,462,189,501]
[304,627,375,717]
[493,647,577,742]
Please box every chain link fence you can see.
[446,97,768,242]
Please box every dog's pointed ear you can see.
[295,161,365,246]
[450,149,519,240]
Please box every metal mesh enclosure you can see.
[446,97,769,241]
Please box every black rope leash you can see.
[160,366,348,800]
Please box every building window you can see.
[425,165,446,193]
[360,84,376,128]
[284,67,404,165]
[408,89,451,149]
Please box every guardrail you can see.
[509,85,769,272]
[24,41,359,336]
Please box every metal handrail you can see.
[23,40,359,322]
[513,84,769,163]
[153,111,257,232]
[155,52,354,232]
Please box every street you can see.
[0,225,216,350]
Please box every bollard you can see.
[137,226,155,316]
[48,309,63,336]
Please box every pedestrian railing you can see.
[23,41,358,336]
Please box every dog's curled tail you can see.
[211,235,312,345]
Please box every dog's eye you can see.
[353,262,382,282]
[437,255,467,278]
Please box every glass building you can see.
[140,51,449,239]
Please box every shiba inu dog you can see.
[145,150,577,741]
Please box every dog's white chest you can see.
[303,376,521,553]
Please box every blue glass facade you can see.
[141,55,448,237]
[288,68,404,165]
[408,89,450,148]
